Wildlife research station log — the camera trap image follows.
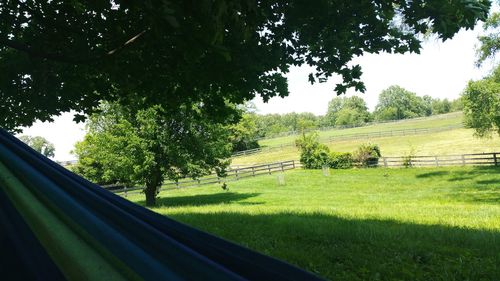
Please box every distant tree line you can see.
[243,85,463,140]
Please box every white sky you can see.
[253,26,495,114]
[18,23,496,161]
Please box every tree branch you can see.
[0,30,148,64]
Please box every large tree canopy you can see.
[373,85,428,121]
[0,0,491,131]
[325,96,371,127]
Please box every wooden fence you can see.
[254,112,461,141]
[232,125,463,157]
[378,152,499,168]
[108,152,499,195]
[112,160,297,195]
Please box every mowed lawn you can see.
[127,166,500,281]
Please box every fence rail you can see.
[254,112,461,141]
[232,124,463,157]
[378,152,499,168]
[111,160,297,195]
[109,152,499,195]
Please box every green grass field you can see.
[232,128,500,165]
[127,167,500,280]
[232,112,500,165]
[259,112,463,148]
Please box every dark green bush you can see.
[329,152,353,169]
[353,144,381,167]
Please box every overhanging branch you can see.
[0,30,148,64]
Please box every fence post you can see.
[461,154,465,166]
[494,153,498,166]
[292,160,296,169]
[281,162,284,172]
[235,169,239,180]
[268,164,272,175]
[435,156,439,167]
[123,186,127,198]
[383,157,388,167]
[252,167,256,176]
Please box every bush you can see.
[296,132,331,169]
[329,152,353,169]
[353,144,381,167]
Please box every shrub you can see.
[353,144,381,167]
[296,132,331,169]
[402,146,416,168]
[329,152,353,169]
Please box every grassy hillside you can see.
[127,167,500,281]
[259,112,463,148]
[232,112,500,165]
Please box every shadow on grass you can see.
[477,179,500,185]
[168,212,500,281]
[139,192,261,207]
[415,170,450,178]
[414,166,500,204]
[415,166,500,180]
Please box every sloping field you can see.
[127,167,500,281]
[259,112,463,148]
[233,128,500,165]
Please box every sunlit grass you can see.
[232,128,500,165]
[126,166,500,280]
[259,112,463,148]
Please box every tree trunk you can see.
[144,168,163,207]
[144,184,158,207]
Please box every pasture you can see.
[233,128,500,165]
[127,167,500,281]
[258,112,463,148]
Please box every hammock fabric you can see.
[0,129,323,281]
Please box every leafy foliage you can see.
[72,103,232,206]
[255,113,320,138]
[329,152,353,169]
[374,86,428,120]
[296,133,354,169]
[353,144,382,167]
[18,135,55,158]
[229,112,260,152]
[295,132,330,169]
[0,0,491,131]
[462,64,500,137]
[325,96,371,127]
[476,9,499,65]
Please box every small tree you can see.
[462,65,500,137]
[72,103,232,206]
[18,135,55,158]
